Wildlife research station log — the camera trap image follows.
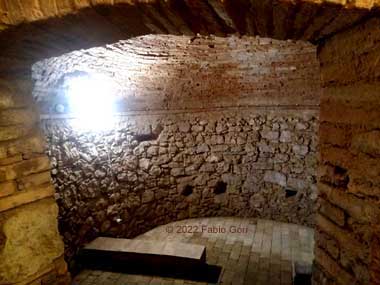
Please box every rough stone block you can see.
[264,171,286,187]
[142,190,154,203]
[261,130,279,141]
[280,131,292,143]
[0,198,64,284]
[287,177,307,191]
[292,144,309,156]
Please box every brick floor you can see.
[73,218,314,285]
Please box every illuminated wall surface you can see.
[32,35,320,262]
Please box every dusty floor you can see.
[73,217,314,285]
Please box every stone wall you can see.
[314,16,380,285]
[33,35,321,264]
[0,79,69,284]
[42,108,318,261]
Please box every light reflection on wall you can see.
[65,73,118,131]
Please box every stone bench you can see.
[78,237,220,282]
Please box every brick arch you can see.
[0,0,378,30]
[0,0,377,79]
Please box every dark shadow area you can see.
[181,185,194,196]
[0,1,374,79]
[294,261,312,285]
[214,181,227,194]
[285,187,297,198]
[77,250,222,283]
[294,273,312,285]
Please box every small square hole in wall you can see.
[181,185,193,196]
[214,181,227,195]
[285,188,297,198]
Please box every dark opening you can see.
[181,185,193,196]
[294,262,312,285]
[134,124,163,142]
[333,165,349,188]
[285,188,297,198]
[214,181,227,195]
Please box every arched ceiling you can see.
[0,0,378,29]
[0,0,378,78]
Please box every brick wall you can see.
[33,35,321,265]
[0,79,69,284]
[314,16,380,285]
[32,35,319,112]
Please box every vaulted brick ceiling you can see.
[0,0,379,29]
[0,0,378,78]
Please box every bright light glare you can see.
[67,74,117,131]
